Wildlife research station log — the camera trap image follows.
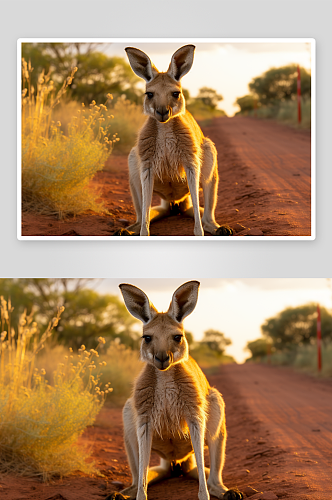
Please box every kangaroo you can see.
[113,45,233,237]
[109,281,242,500]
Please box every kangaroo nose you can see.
[156,108,170,120]
[155,352,170,363]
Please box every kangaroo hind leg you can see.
[113,148,142,236]
[206,388,243,499]
[109,399,139,500]
[200,138,233,236]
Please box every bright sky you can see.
[97,279,331,364]
[104,41,312,116]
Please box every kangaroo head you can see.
[119,281,200,371]
[125,45,195,123]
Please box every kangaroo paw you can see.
[112,228,137,236]
[215,225,233,236]
[223,488,243,499]
[105,493,130,500]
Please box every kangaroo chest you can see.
[153,127,185,180]
[149,372,199,461]
[134,362,209,461]
[152,127,191,201]
[135,367,203,437]
[139,119,196,175]
[151,373,188,437]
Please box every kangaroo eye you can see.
[173,92,180,99]
[145,92,154,100]
[143,335,152,343]
[174,335,182,343]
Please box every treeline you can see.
[235,65,311,127]
[246,303,332,374]
[0,279,234,364]
[22,43,226,117]
[0,278,139,349]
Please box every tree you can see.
[261,303,332,350]
[185,331,194,346]
[248,65,311,105]
[196,87,223,109]
[201,329,231,356]
[22,42,144,104]
[245,338,269,360]
[0,279,139,349]
[182,88,191,101]
[235,94,257,113]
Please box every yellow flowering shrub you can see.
[0,298,111,480]
[21,59,118,219]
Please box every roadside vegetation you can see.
[0,297,110,480]
[185,87,227,124]
[21,59,118,219]
[245,303,332,377]
[235,65,311,128]
[189,329,235,369]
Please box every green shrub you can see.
[250,341,332,377]
[190,343,235,368]
[187,100,227,125]
[243,98,311,129]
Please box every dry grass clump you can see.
[105,98,146,155]
[21,59,119,219]
[97,341,143,407]
[37,341,142,408]
[0,298,110,480]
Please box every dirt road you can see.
[217,364,332,499]
[22,117,311,237]
[2,364,331,500]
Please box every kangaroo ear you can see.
[125,47,159,83]
[119,284,157,324]
[167,45,195,81]
[168,281,200,323]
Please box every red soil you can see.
[1,364,331,500]
[21,117,311,237]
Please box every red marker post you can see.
[317,304,322,372]
[297,65,302,125]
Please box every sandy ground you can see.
[21,117,311,237]
[1,364,331,500]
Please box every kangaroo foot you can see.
[105,493,130,500]
[112,228,138,236]
[215,225,233,236]
[223,488,243,499]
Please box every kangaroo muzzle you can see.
[155,106,171,123]
[154,351,172,370]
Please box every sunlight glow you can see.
[99,279,330,364]
[105,41,312,116]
